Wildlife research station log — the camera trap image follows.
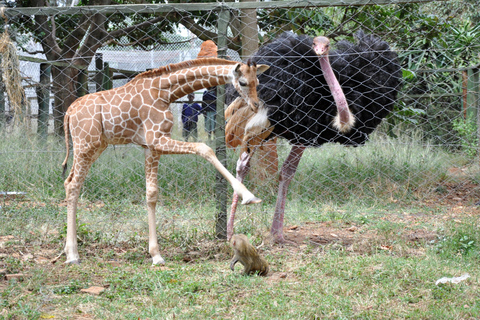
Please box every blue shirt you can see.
[202,88,217,113]
[182,102,202,124]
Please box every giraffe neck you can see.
[162,64,233,102]
[131,59,238,103]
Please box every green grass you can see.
[1,204,479,319]
[1,130,480,319]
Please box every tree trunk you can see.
[52,66,79,137]
[240,0,259,59]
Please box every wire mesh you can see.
[0,0,479,246]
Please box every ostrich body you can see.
[225,31,402,242]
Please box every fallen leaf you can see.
[34,256,50,264]
[269,272,288,281]
[106,261,122,267]
[159,266,172,271]
[80,286,105,296]
[0,235,14,242]
[287,225,298,230]
[22,253,34,261]
[6,273,25,280]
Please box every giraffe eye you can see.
[239,80,247,87]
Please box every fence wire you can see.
[0,0,479,240]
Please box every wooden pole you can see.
[102,62,113,91]
[0,55,4,129]
[214,6,230,240]
[240,0,259,60]
[470,67,480,159]
[466,68,477,123]
[76,68,88,98]
[36,63,51,140]
[95,53,103,93]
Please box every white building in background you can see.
[18,37,240,121]
[15,34,240,133]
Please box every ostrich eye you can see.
[239,80,247,87]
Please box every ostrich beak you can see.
[312,36,330,57]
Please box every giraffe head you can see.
[231,59,269,112]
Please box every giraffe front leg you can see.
[145,149,166,265]
[152,138,261,205]
[196,143,261,205]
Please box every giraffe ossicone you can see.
[62,58,268,265]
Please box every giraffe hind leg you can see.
[64,142,107,264]
[144,148,165,265]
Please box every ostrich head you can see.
[312,36,355,133]
[312,36,331,57]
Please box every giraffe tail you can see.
[61,112,70,179]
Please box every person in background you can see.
[202,86,217,140]
[182,93,202,141]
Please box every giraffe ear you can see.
[256,64,269,75]
[233,63,242,76]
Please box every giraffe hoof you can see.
[65,259,81,265]
[241,196,262,205]
[152,255,166,266]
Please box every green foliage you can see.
[105,268,177,299]
[389,101,426,126]
[452,118,478,157]
[288,134,452,206]
[258,8,334,40]
[436,218,480,258]
[53,280,82,295]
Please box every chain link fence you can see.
[1,0,479,240]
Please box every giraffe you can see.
[61,58,269,265]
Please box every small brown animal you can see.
[230,234,269,276]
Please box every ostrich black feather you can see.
[227,31,402,146]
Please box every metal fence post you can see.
[214,5,230,240]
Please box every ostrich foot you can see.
[273,236,286,244]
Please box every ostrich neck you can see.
[319,56,351,126]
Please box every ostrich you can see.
[225,31,402,242]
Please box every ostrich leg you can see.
[271,145,306,242]
[227,151,253,240]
